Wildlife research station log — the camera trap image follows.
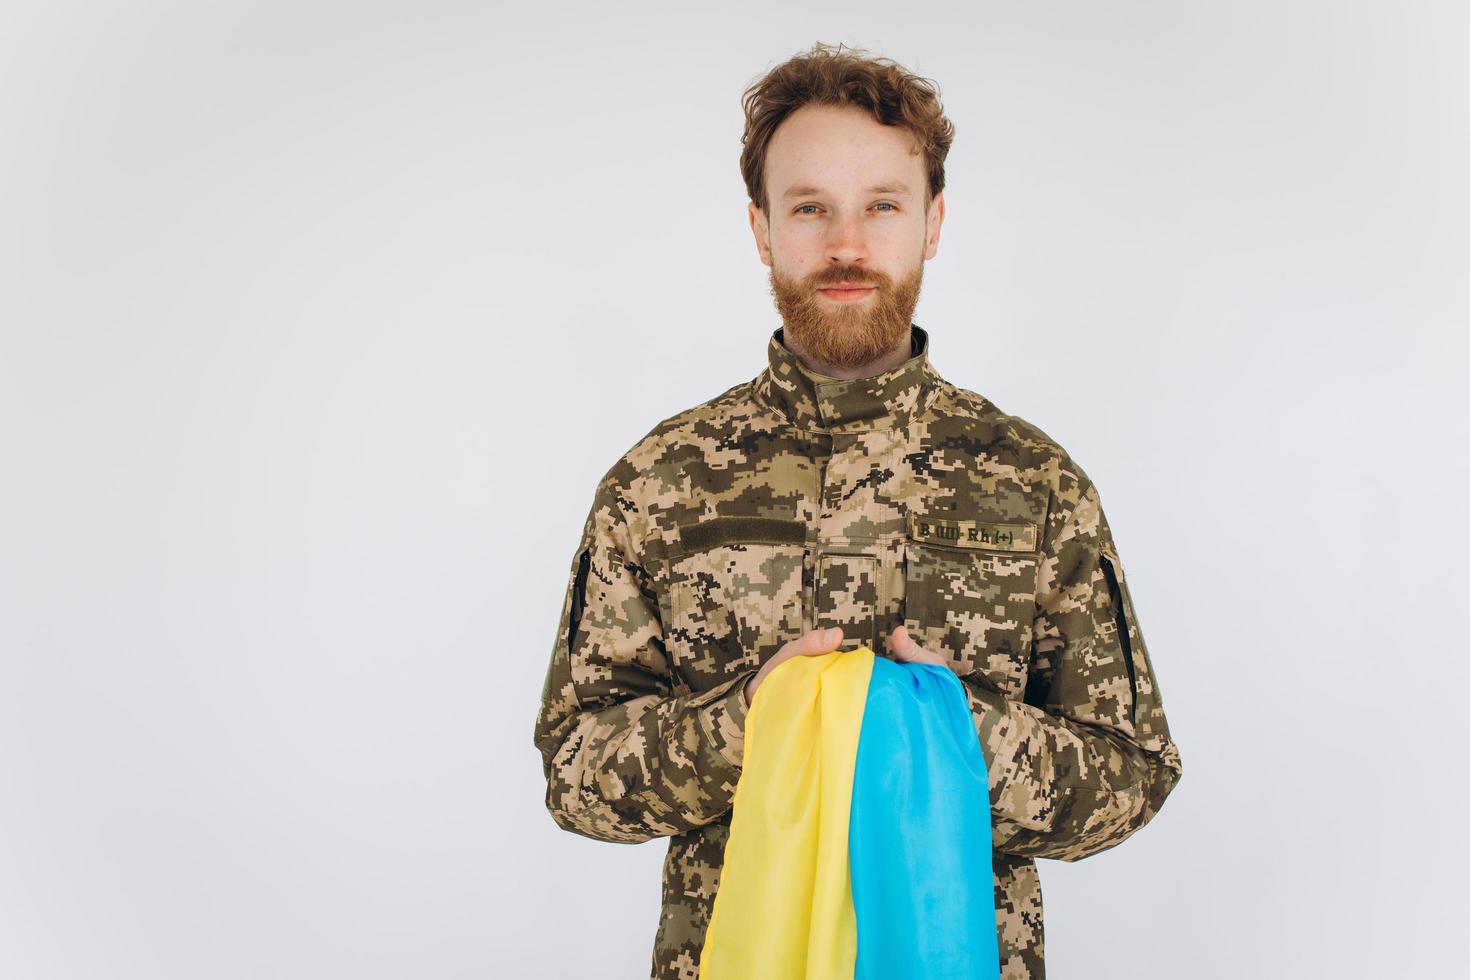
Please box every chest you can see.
[641,425,1048,701]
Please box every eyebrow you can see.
[782,182,913,199]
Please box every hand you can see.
[743,627,844,708]
[887,624,950,669]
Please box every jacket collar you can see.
[753,323,942,433]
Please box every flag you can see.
[700,646,1001,979]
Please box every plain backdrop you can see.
[2,1,1466,977]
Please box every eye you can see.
[794,202,899,215]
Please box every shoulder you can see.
[586,377,764,542]
[926,379,1094,501]
[600,377,758,479]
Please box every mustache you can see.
[812,272,885,288]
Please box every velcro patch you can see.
[907,511,1038,553]
[676,515,807,554]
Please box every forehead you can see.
[765,104,924,196]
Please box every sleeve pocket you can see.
[1097,549,1139,726]
[568,546,591,653]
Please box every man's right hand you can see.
[742,627,845,708]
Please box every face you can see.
[749,103,945,371]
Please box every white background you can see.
[2,1,1465,977]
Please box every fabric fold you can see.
[850,655,1000,979]
[697,648,869,978]
[699,646,1000,980]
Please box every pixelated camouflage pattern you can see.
[532,324,1183,979]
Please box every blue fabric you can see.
[848,658,1001,980]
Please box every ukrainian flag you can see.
[699,646,1000,979]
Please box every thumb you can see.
[793,626,844,656]
[888,625,945,665]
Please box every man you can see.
[533,42,1183,980]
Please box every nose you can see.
[824,211,868,266]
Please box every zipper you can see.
[568,547,591,650]
[1098,552,1138,726]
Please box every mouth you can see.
[817,286,876,301]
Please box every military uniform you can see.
[532,324,1183,980]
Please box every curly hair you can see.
[739,42,956,216]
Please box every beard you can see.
[767,258,924,371]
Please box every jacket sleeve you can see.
[532,471,760,844]
[960,469,1183,862]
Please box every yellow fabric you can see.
[698,647,877,979]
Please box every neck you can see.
[756,324,939,433]
[781,326,915,381]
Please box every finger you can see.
[759,630,845,699]
[889,625,945,665]
[792,626,843,656]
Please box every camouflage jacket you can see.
[532,324,1183,979]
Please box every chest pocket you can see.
[903,511,1040,698]
[661,516,807,693]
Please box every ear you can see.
[749,201,773,268]
[924,190,945,261]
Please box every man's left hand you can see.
[886,624,951,670]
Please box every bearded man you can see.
[533,41,1183,980]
